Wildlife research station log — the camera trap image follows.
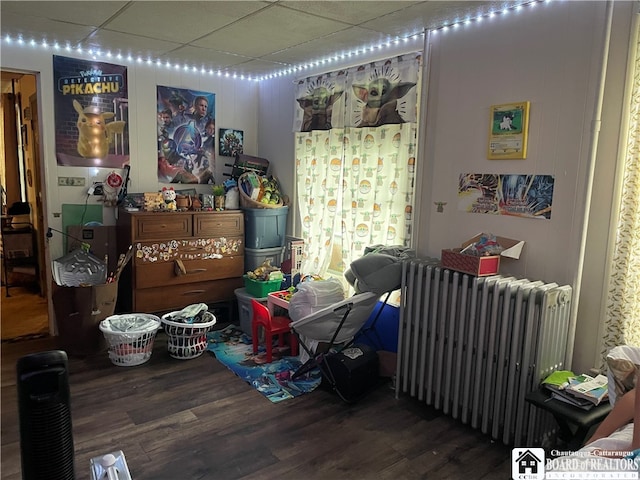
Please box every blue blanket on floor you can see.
[207,325,321,403]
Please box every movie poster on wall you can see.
[157,86,216,184]
[458,173,555,219]
[53,55,129,168]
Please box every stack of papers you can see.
[542,371,609,410]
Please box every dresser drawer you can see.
[134,257,244,289]
[133,236,244,265]
[116,209,247,315]
[134,278,243,313]
[195,213,243,237]
[133,213,192,241]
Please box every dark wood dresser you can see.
[116,209,244,314]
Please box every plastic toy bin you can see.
[234,288,267,334]
[243,206,289,249]
[243,275,283,297]
[245,246,283,272]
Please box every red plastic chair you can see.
[251,299,298,363]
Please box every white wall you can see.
[0,46,260,265]
[257,77,297,231]
[256,1,636,374]
[421,0,606,286]
[2,1,634,374]
[419,1,635,374]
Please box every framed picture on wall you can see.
[219,128,244,157]
[487,101,530,160]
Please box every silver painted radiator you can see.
[395,259,573,446]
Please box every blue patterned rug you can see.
[206,325,321,403]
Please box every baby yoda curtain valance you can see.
[293,53,421,132]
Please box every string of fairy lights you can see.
[1,0,550,82]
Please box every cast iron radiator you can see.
[395,259,573,446]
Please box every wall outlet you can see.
[88,182,104,195]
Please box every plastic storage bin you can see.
[245,246,283,272]
[235,287,267,334]
[243,206,289,249]
[243,275,283,297]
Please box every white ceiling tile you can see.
[225,58,291,76]
[264,26,390,66]
[162,44,255,70]
[1,1,128,26]
[192,4,350,57]
[0,12,97,45]
[83,29,181,59]
[361,1,524,36]
[279,1,422,25]
[0,0,531,78]
[104,1,270,44]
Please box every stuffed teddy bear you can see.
[162,186,177,211]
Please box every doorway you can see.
[1,70,49,341]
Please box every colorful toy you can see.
[162,187,177,211]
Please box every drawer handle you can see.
[185,268,207,275]
[174,260,207,276]
[183,290,206,296]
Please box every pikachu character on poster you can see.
[73,99,126,159]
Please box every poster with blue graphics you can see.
[157,85,216,184]
[458,174,555,219]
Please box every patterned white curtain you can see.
[293,55,420,277]
[600,24,640,359]
[294,124,417,276]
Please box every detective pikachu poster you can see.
[53,55,129,168]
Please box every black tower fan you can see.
[17,350,75,480]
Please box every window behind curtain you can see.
[293,54,421,278]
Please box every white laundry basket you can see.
[161,311,217,360]
[99,314,161,366]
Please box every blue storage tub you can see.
[243,206,289,249]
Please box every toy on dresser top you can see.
[142,189,177,211]
[161,187,177,210]
[140,189,205,212]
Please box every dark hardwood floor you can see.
[1,332,513,480]
[0,284,48,341]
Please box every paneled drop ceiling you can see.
[1,1,527,77]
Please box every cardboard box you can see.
[441,234,524,276]
[52,281,118,356]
